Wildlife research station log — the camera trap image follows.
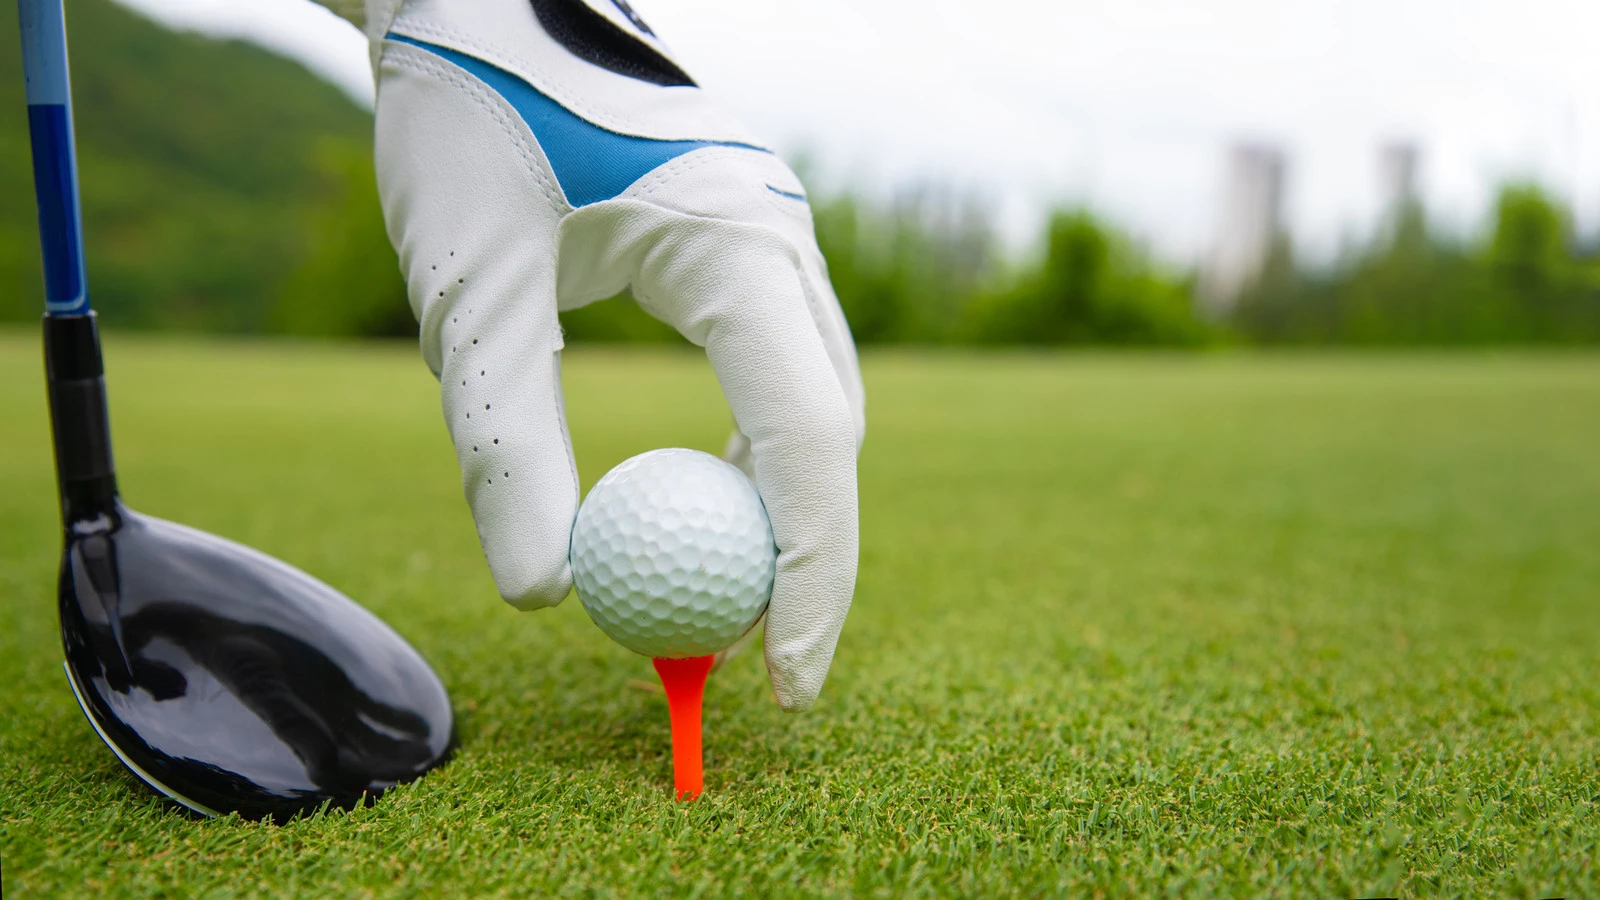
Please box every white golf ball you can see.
[570,448,775,658]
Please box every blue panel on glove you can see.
[388,34,766,208]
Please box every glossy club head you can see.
[59,501,453,820]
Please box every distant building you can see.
[1199,143,1287,317]
[1377,142,1420,236]
[1377,142,1419,211]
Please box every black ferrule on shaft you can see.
[44,313,118,524]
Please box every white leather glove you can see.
[341,0,865,711]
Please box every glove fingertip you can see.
[764,642,832,712]
[496,564,573,611]
[776,694,817,714]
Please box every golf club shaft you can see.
[19,0,117,524]
[20,0,86,315]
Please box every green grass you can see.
[1,332,1596,897]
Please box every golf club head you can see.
[59,500,454,820]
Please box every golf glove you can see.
[324,0,865,710]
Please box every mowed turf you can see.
[0,331,1596,897]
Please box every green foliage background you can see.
[1235,189,1600,345]
[2,0,1597,345]
[0,0,406,336]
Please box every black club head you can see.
[60,502,454,820]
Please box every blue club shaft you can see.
[19,0,90,316]
[21,0,116,521]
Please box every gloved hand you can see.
[335,0,864,710]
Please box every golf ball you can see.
[570,448,775,658]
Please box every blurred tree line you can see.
[1,0,1595,346]
[1232,185,1600,344]
[565,179,1600,347]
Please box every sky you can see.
[119,0,1600,263]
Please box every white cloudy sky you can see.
[119,0,1600,262]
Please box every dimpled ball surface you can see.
[570,448,776,658]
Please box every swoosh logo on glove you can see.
[766,185,807,202]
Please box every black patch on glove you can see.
[529,0,696,87]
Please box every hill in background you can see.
[0,0,409,335]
